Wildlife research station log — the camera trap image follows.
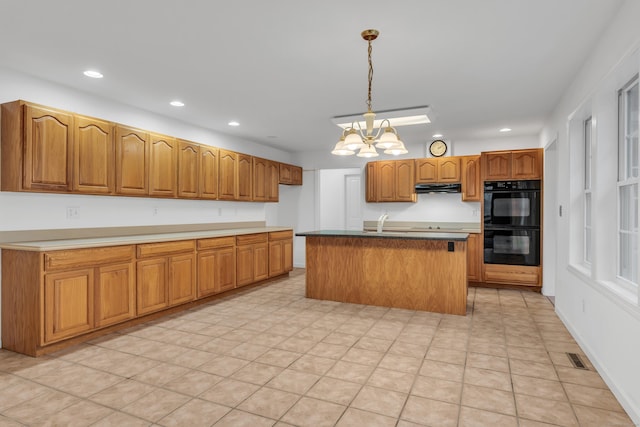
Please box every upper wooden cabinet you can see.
[199,145,219,199]
[366,163,377,202]
[368,159,416,203]
[218,149,238,200]
[482,148,542,180]
[279,163,303,185]
[253,158,280,202]
[237,153,253,201]
[1,100,303,201]
[74,116,114,194]
[415,157,461,183]
[115,125,149,195]
[461,155,481,201]
[178,140,199,198]
[149,134,177,197]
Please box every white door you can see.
[345,174,362,230]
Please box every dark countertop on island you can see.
[296,230,469,241]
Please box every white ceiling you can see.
[0,0,623,153]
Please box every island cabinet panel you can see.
[199,145,219,199]
[237,153,253,201]
[24,104,74,191]
[466,233,482,282]
[197,237,236,297]
[236,233,268,286]
[178,140,199,198]
[136,240,196,315]
[218,149,238,200]
[268,230,293,277]
[44,269,95,344]
[149,134,177,197]
[461,155,481,201]
[74,116,114,194]
[115,125,149,195]
[305,236,467,315]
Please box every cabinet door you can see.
[199,246,236,297]
[482,152,511,180]
[366,162,377,202]
[74,116,114,194]
[291,166,303,185]
[254,242,269,282]
[199,145,219,199]
[136,258,168,315]
[95,262,135,327]
[512,149,542,180]
[395,160,416,202]
[461,155,481,201]
[168,253,196,306]
[237,153,253,201]
[283,239,293,272]
[236,245,254,286]
[178,140,199,198]
[267,160,280,202]
[23,105,73,191]
[438,158,461,182]
[415,159,438,183]
[269,240,283,277]
[115,125,149,195]
[149,134,177,197]
[279,163,292,184]
[466,234,482,282]
[252,157,268,201]
[377,161,396,201]
[44,269,94,343]
[218,149,237,200]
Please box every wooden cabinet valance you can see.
[1,100,302,202]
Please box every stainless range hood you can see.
[414,183,462,193]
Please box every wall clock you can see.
[429,140,447,157]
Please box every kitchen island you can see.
[296,230,468,315]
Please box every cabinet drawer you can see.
[197,236,235,250]
[483,264,540,286]
[137,240,195,258]
[269,230,293,241]
[236,233,268,245]
[45,245,134,271]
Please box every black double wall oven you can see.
[483,180,541,266]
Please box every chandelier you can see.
[331,29,408,158]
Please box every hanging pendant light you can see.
[331,29,408,157]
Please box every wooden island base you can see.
[304,235,468,315]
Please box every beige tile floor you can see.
[0,269,635,426]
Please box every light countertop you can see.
[0,227,293,252]
[296,230,469,241]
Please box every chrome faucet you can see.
[377,213,389,233]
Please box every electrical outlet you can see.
[153,207,159,216]
[66,207,80,219]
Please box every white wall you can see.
[541,0,640,422]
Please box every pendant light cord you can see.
[367,38,373,112]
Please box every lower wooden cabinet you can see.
[1,229,293,356]
[482,263,541,287]
[197,236,236,297]
[136,240,196,315]
[269,230,293,277]
[466,233,482,282]
[236,233,269,286]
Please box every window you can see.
[618,76,639,287]
[584,117,593,264]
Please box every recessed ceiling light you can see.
[499,127,512,132]
[83,70,103,79]
[228,121,240,127]
[432,133,443,138]
[170,100,185,107]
